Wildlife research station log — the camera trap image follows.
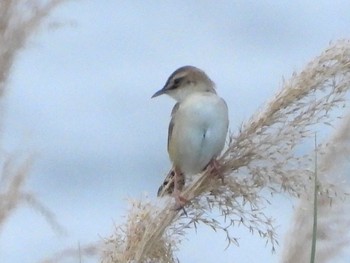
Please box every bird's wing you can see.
[167,102,180,151]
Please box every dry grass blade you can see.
[102,40,350,262]
[40,242,101,263]
[0,157,32,230]
[281,113,350,263]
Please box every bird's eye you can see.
[172,77,183,87]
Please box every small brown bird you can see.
[152,66,229,208]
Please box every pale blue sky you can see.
[1,1,350,262]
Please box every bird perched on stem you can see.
[152,66,229,209]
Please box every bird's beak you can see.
[151,88,166,98]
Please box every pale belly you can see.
[169,93,229,174]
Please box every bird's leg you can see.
[207,158,224,183]
[173,167,188,210]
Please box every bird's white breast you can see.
[169,92,228,174]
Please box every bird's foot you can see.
[173,190,188,215]
[207,159,224,183]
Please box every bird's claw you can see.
[207,159,225,183]
[173,192,188,216]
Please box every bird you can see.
[152,66,229,208]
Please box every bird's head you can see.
[151,66,216,102]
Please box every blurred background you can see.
[1,1,350,262]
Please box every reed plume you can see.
[0,0,66,238]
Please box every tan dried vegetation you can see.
[102,40,350,262]
[0,0,65,251]
[1,1,349,263]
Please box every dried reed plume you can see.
[0,0,68,95]
[0,0,67,236]
[1,2,101,262]
[0,156,63,235]
[102,40,350,263]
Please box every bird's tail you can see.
[157,168,185,197]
